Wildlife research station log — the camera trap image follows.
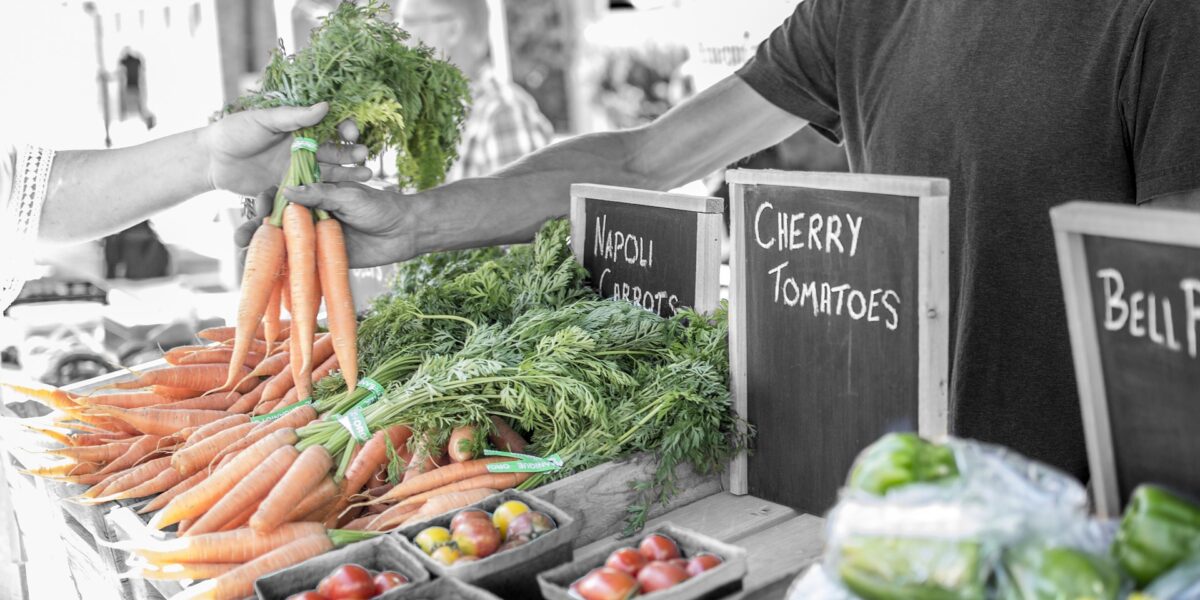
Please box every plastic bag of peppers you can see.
[795,433,1200,600]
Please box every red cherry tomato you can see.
[573,566,638,600]
[686,553,723,577]
[286,593,328,600]
[316,564,378,600]
[450,509,492,532]
[637,560,690,593]
[604,547,648,576]
[638,534,681,562]
[373,571,409,594]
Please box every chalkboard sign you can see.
[1051,202,1200,518]
[727,169,949,514]
[570,184,723,317]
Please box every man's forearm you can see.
[404,129,657,256]
[40,129,212,243]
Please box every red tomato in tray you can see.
[450,508,492,532]
[638,534,681,562]
[604,547,648,576]
[373,571,409,593]
[686,553,723,577]
[452,518,502,558]
[317,564,378,600]
[573,566,638,600]
[637,560,690,593]
[286,592,328,600]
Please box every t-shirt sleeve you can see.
[735,0,843,143]
[1121,0,1200,203]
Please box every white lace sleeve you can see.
[1,144,56,312]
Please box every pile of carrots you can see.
[6,325,536,599]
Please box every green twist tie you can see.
[291,137,318,153]
[357,377,385,403]
[484,449,563,473]
[251,398,313,423]
[337,406,372,443]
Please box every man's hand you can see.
[235,182,410,269]
[201,103,373,195]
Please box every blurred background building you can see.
[0,0,846,387]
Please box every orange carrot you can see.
[161,392,242,411]
[245,349,291,380]
[55,409,140,435]
[397,488,498,529]
[172,422,257,476]
[139,469,208,514]
[150,428,298,529]
[227,380,267,414]
[44,439,135,463]
[20,461,99,478]
[220,499,263,532]
[168,348,264,368]
[223,223,287,391]
[92,435,163,477]
[186,444,298,536]
[113,365,254,392]
[254,398,282,416]
[315,217,358,391]
[283,203,318,401]
[250,445,333,533]
[129,562,237,581]
[76,392,169,409]
[151,385,201,400]
[369,457,506,506]
[175,533,333,600]
[278,349,339,406]
[85,406,231,436]
[186,414,252,446]
[448,425,477,463]
[197,322,290,344]
[259,369,295,407]
[118,521,326,565]
[209,405,317,468]
[284,477,337,523]
[362,473,530,531]
[69,431,134,446]
[263,276,284,358]
[489,416,528,453]
[90,463,185,503]
[21,425,73,446]
[86,456,172,498]
[1,383,79,410]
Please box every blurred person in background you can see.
[0,103,370,313]
[396,0,553,181]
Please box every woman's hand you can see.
[236,183,411,269]
[201,103,372,195]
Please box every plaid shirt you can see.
[449,69,554,181]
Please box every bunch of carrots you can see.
[5,328,534,599]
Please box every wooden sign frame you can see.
[1051,201,1200,518]
[726,169,950,497]
[570,183,725,316]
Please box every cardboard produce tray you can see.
[394,489,580,599]
[255,534,430,599]
[538,523,748,600]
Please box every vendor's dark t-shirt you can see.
[737,0,1200,479]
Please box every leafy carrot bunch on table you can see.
[223,0,470,400]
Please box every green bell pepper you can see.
[837,536,986,600]
[1000,543,1122,600]
[847,433,959,495]
[1113,485,1200,587]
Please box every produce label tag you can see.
[484,449,563,473]
[356,377,386,405]
[337,406,372,443]
[251,398,312,423]
[291,137,319,153]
